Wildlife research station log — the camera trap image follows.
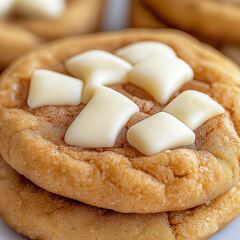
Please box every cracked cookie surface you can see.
[0,157,239,240]
[0,30,240,213]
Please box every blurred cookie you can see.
[0,30,239,213]
[131,0,165,28]
[0,0,104,68]
[139,0,240,64]
[0,157,239,240]
[142,0,240,43]
[0,22,39,69]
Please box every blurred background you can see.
[102,0,130,30]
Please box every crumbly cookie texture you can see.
[143,0,240,43]
[0,158,239,240]
[0,30,240,213]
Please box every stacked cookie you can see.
[0,29,239,239]
[131,0,240,65]
[0,0,104,69]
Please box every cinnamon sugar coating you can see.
[0,30,239,213]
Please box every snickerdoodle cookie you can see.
[0,30,239,213]
[142,0,240,43]
[0,0,104,68]
[141,0,240,64]
[0,157,239,240]
[131,0,165,28]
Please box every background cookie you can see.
[0,0,105,69]
[9,0,105,40]
[0,157,239,240]
[142,0,240,43]
[0,30,240,214]
[137,0,240,64]
[130,0,165,28]
[0,22,39,69]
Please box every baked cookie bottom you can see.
[0,157,239,240]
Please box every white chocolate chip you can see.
[28,69,83,109]
[163,90,225,130]
[129,55,194,104]
[15,0,65,19]
[65,50,132,104]
[127,112,195,156]
[0,0,15,17]
[65,87,139,148]
[115,41,176,64]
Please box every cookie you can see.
[0,22,39,69]
[132,0,240,64]
[0,0,104,68]
[0,157,239,240]
[142,0,240,43]
[141,0,240,64]
[131,0,165,28]
[0,30,240,213]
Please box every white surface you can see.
[0,218,26,239]
[0,0,239,239]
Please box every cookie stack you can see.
[0,29,239,239]
[131,0,240,65]
[1,1,239,239]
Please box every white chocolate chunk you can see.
[0,0,15,17]
[15,0,65,19]
[115,41,176,64]
[65,50,132,104]
[28,69,83,109]
[127,112,195,156]
[163,90,225,130]
[129,55,194,104]
[65,87,139,148]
